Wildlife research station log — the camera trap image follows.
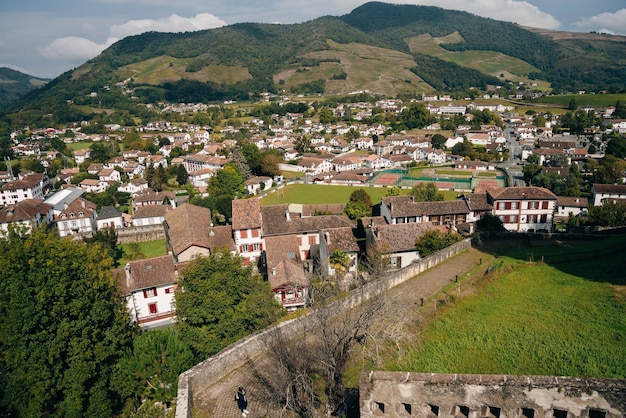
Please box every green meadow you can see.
[119,239,167,266]
[385,236,626,378]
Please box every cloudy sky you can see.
[1,0,625,79]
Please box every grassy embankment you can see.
[384,235,626,378]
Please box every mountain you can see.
[0,67,49,110]
[2,2,625,127]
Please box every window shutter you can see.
[143,289,148,298]
[542,201,549,209]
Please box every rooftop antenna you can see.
[4,156,15,180]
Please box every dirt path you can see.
[191,244,498,417]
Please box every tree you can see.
[411,182,443,202]
[431,134,446,149]
[415,230,462,256]
[451,139,478,160]
[113,328,195,408]
[256,281,386,416]
[259,153,282,177]
[476,213,505,238]
[344,189,373,220]
[89,142,113,163]
[83,227,123,267]
[175,251,283,358]
[175,163,189,185]
[568,98,577,110]
[606,137,626,159]
[587,202,626,227]
[207,165,245,200]
[0,227,134,417]
[614,101,626,119]
[229,147,252,179]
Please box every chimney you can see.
[285,211,290,222]
[324,231,330,244]
[124,263,131,287]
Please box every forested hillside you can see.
[0,68,49,110]
[2,1,625,127]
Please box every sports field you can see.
[259,184,408,206]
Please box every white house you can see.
[114,255,179,329]
[0,199,53,237]
[96,205,124,230]
[56,198,97,237]
[487,187,557,232]
[591,183,626,206]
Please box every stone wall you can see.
[360,371,626,418]
[74,225,165,244]
[175,239,473,418]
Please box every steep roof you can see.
[556,196,589,208]
[164,204,213,255]
[98,205,122,220]
[114,255,179,294]
[371,222,436,252]
[487,186,557,201]
[0,199,51,223]
[206,225,236,252]
[133,204,172,219]
[592,183,626,194]
[459,193,493,212]
[260,204,354,236]
[232,198,262,230]
[382,196,469,218]
[322,227,359,253]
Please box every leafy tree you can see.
[415,230,462,256]
[411,182,443,202]
[344,189,373,220]
[385,186,401,196]
[83,227,123,267]
[451,139,478,160]
[259,153,282,177]
[0,227,134,417]
[587,202,626,227]
[329,250,350,275]
[113,328,195,407]
[431,133,446,149]
[606,137,626,159]
[240,142,262,174]
[568,98,577,110]
[208,165,245,200]
[175,251,283,358]
[89,142,113,163]
[476,213,505,238]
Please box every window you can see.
[165,287,174,294]
[529,201,539,209]
[240,229,248,239]
[309,235,316,245]
[540,214,547,223]
[240,244,249,253]
[251,229,259,238]
[143,287,157,298]
[542,201,549,209]
[148,303,158,314]
[511,202,518,210]
[253,243,261,251]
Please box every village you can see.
[2,93,626,330]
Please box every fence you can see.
[175,238,472,418]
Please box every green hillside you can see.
[2,1,625,127]
[0,67,49,110]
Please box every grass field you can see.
[259,184,407,206]
[533,93,626,108]
[433,169,472,176]
[119,239,167,266]
[259,183,460,206]
[66,142,92,151]
[385,235,626,378]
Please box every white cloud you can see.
[110,13,226,38]
[38,36,118,60]
[399,0,561,29]
[573,9,626,35]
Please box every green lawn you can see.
[259,184,408,206]
[66,141,93,151]
[433,169,472,177]
[385,236,626,378]
[533,93,626,108]
[476,171,497,177]
[119,239,167,266]
[259,183,461,206]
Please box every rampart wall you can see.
[175,239,473,418]
[360,371,626,418]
